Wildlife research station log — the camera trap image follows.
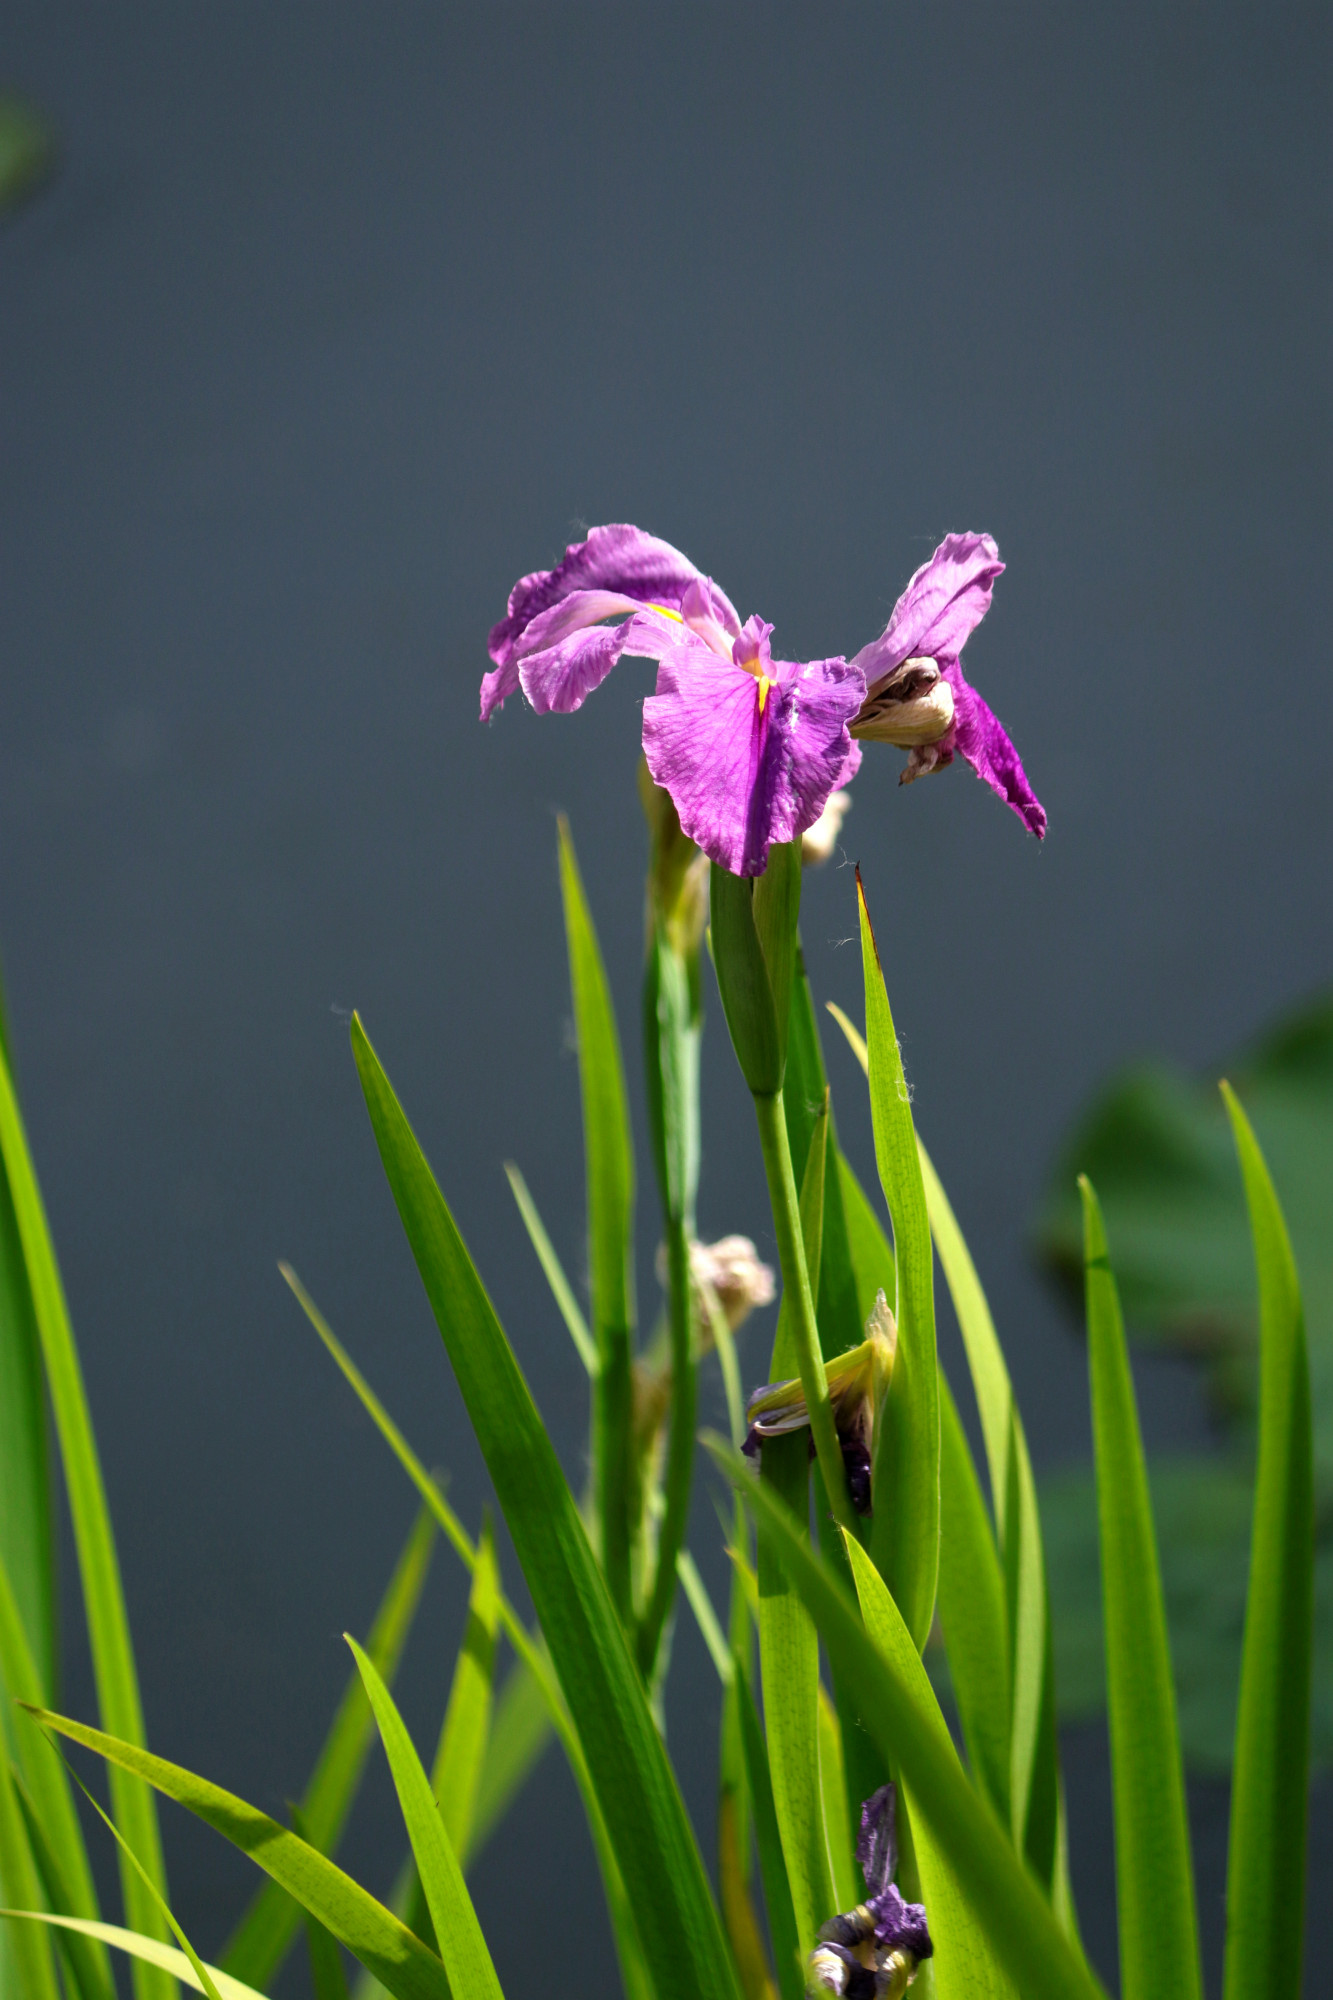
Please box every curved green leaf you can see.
[20,1708,453,2000]
[1081,1178,1200,2000]
[0,1916,265,2000]
[1221,1085,1313,2000]
[936,1377,1010,1823]
[350,1014,739,2000]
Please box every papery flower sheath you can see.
[482,524,864,876]
[850,533,1046,838]
[742,1292,897,1515]
[809,1784,933,1998]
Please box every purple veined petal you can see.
[945,662,1048,837]
[681,576,743,656]
[479,653,522,723]
[513,588,663,661]
[852,534,1004,688]
[642,635,865,877]
[519,606,685,716]
[857,1784,899,1900]
[868,1885,933,1962]
[488,524,712,670]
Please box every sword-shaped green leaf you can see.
[350,1014,739,2000]
[936,1377,1011,1824]
[0,1917,264,2000]
[0,1035,173,2000]
[1081,1178,1201,2000]
[855,875,939,1650]
[558,817,636,1621]
[1221,1086,1313,2000]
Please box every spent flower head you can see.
[809,1784,933,1998]
[742,1291,896,1515]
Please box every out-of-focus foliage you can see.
[0,97,56,215]
[1034,991,1332,1768]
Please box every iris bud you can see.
[850,657,955,747]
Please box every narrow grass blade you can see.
[222,1506,435,1988]
[937,1377,1011,1823]
[466,1653,553,1865]
[11,1770,116,2000]
[708,1437,1106,2000]
[815,1686,857,1913]
[0,1917,265,2000]
[21,1709,453,2000]
[0,1547,107,1951]
[0,1747,61,2000]
[718,1782,778,2000]
[350,1016,740,2000]
[279,1266,652,1998]
[844,1537,1018,2000]
[503,1163,595,1374]
[735,1663,803,2000]
[679,1551,733,1685]
[1081,1177,1201,2000]
[67,1773,226,2000]
[1220,1085,1313,2000]
[0,1165,53,1705]
[348,1638,505,2000]
[855,874,939,1649]
[433,1511,500,1857]
[0,1039,172,2000]
[558,817,636,1620]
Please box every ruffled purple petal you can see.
[944,663,1047,837]
[488,524,724,670]
[641,635,865,877]
[868,1886,933,1962]
[853,534,1004,687]
[518,607,684,716]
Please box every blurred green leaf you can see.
[349,1638,504,2000]
[292,1810,351,2000]
[0,97,55,214]
[465,1653,552,1865]
[0,1034,173,2000]
[856,875,939,1653]
[733,1660,802,2000]
[1035,992,1333,1482]
[1220,1088,1313,2000]
[936,1378,1010,1824]
[222,1507,435,1989]
[1080,1180,1200,2000]
[20,1709,452,2000]
[11,1767,116,2000]
[503,1164,595,1375]
[350,1013,739,2000]
[0,1744,61,2000]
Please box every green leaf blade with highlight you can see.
[1221,1085,1314,2000]
[348,1637,504,2000]
[855,873,940,1652]
[350,1014,740,2000]
[222,1506,436,1990]
[936,1376,1011,1825]
[503,1163,595,1375]
[21,1709,454,2000]
[1081,1178,1200,2000]
[558,817,636,1620]
[0,1916,267,2000]
[0,1037,174,2000]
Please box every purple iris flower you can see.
[481,523,1043,873]
[810,1785,932,1998]
[481,524,863,877]
[850,533,1046,838]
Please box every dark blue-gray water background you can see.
[1,5,1329,1993]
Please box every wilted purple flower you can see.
[481,524,863,876]
[742,1294,897,1516]
[850,533,1046,838]
[809,1784,933,1998]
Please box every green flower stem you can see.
[637,1210,697,1681]
[752,1089,856,1535]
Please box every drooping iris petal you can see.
[642,631,864,877]
[488,524,737,671]
[517,607,685,716]
[945,664,1047,837]
[857,1784,899,1901]
[852,533,1004,687]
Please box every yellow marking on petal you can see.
[647,603,684,622]
[758,674,771,715]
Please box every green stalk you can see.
[637,1210,697,1679]
[751,1091,855,1534]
